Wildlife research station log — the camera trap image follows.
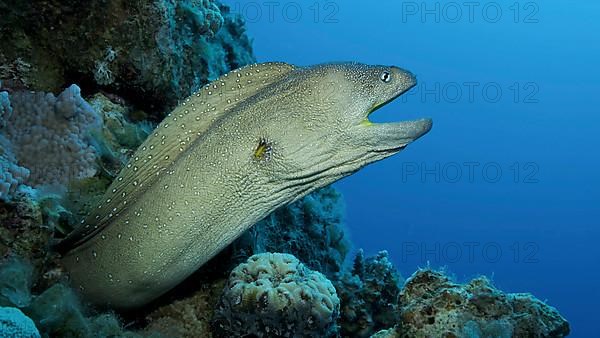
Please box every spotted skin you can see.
[59,62,432,308]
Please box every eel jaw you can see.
[360,88,432,153]
[370,118,433,152]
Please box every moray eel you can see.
[57,62,432,308]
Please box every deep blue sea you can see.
[222,0,599,336]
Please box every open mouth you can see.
[362,86,433,151]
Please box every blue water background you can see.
[222,1,599,336]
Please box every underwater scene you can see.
[0,0,597,337]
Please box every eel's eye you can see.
[380,71,392,83]
[254,137,273,161]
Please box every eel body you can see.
[59,62,432,308]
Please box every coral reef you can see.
[371,327,401,338]
[0,135,30,200]
[0,0,254,113]
[88,93,153,173]
[0,306,40,338]
[58,93,152,226]
[143,280,226,337]
[335,250,403,337]
[213,252,340,338]
[388,269,570,338]
[0,258,157,337]
[0,90,11,127]
[230,186,350,278]
[24,283,144,337]
[25,283,94,337]
[0,258,33,308]
[0,87,151,203]
[1,87,30,199]
[0,87,151,231]
[0,197,55,282]
[0,2,573,338]
[0,85,101,187]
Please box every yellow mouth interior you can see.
[361,101,388,126]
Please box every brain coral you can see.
[213,252,340,337]
[0,85,101,187]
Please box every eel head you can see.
[246,62,432,204]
